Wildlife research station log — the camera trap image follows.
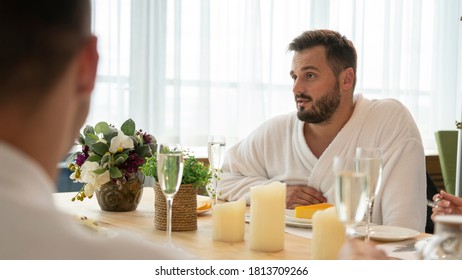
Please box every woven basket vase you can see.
[154,183,197,231]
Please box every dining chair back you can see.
[435,130,458,195]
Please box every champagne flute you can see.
[355,147,383,242]
[157,143,184,245]
[333,156,368,238]
[207,135,226,205]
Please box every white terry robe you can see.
[220,94,426,232]
[0,142,195,259]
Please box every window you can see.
[88,0,462,153]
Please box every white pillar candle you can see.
[212,199,246,242]
[250,181,286,252]
[311,207,345,260]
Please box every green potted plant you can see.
[140,150,212,231]
[140,151,212,195]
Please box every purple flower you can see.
[82,145,89,154]
[75,145,90,166]
[75,152,89,166]
[143,133,154,144]
[120,152,145,176]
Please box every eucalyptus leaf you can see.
[114,153,129,165]
[87,154,102,162]
[121,118,136,136]
[77,135,85,145]
[91,142,109,156]
[93,168,107,175]
[103,130,118,144]
[83,125,95,136]
[135,145,150,159]
[94,122,111,134]
[101,154,111,165]
[84,133,98,146]
[110,166,123,178]
[130,136,139,147]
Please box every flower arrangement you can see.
[67,119,156,201]
[140,150,212,195]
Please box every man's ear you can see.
[77,36,99,94]
[340,67,355,91]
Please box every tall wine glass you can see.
[207,135,226,205]
[157,143,184,245]
[355,147,383,242]
[333,156,368,238]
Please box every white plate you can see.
[285,220,312,228]
[197,197,212,215]
[285,209,312,228]
[285,217,312,225]
[197,208,212,215]
[244,213,312,228]
[355,225,420,242]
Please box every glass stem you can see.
[166,197,173,245]
[213,172,218,205]
[365,200,373,242]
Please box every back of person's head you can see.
[288,29,357,88]
[0,0,91,108]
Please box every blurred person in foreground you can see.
[219,29,426,232]
[0,0,189,259]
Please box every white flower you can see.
[96,170,110,186]
[80,161,100,183]
[109,131,134,153]
[79,161,111,196]
[69,171,78,181]
[84,182,96,197]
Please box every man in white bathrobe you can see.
[220,29,426,232]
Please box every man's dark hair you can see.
[288,29,357,88]
[0,0,91,106]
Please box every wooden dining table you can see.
[53,187,428,260]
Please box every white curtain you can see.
[87,0,131,127]
[87,0,462,153]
